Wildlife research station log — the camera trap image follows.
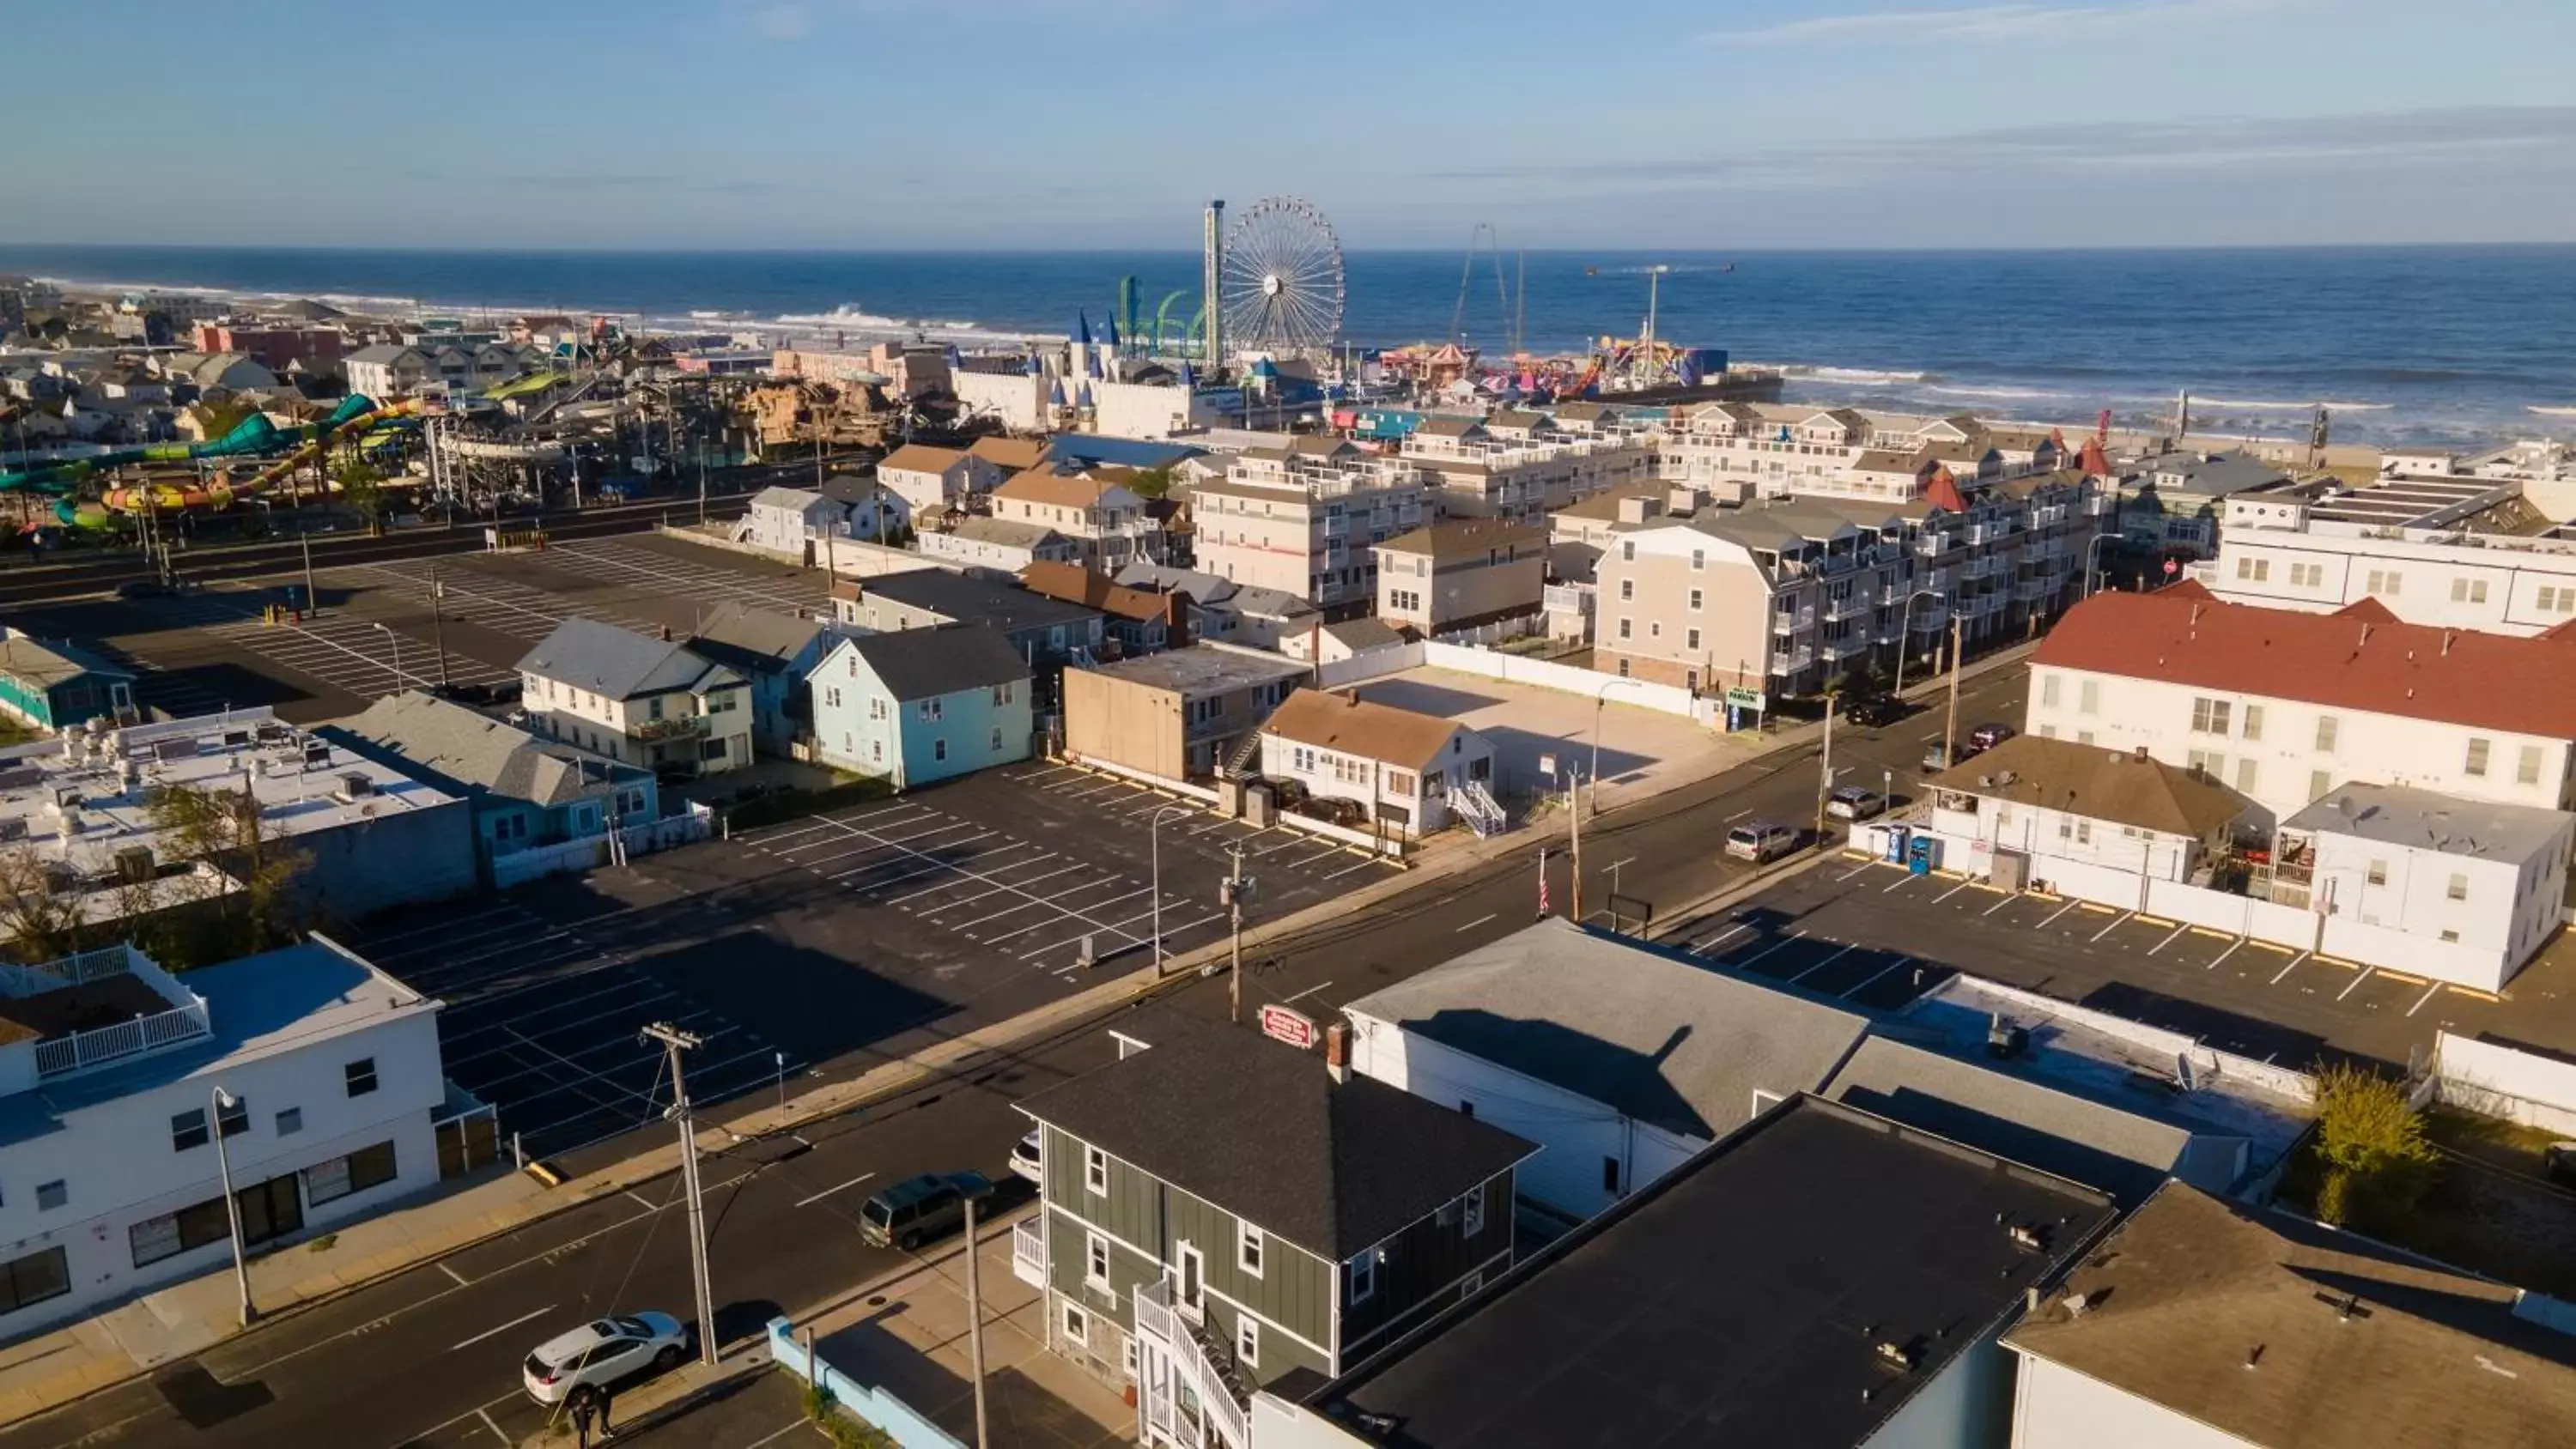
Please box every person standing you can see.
[568,1392,595,1449]
[595,1381,617,1440]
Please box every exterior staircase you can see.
[1451,776,1507,838]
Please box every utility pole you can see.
[1943,613,1966,764]
[963,1195,991,1449]
[299,531,317,617]
[211,1086,255,1326]
[1221,843,1251,1024]
[641,1022,719,1366]
[1570,767,1586,925]
[1813,694,1837,852]
[429,566,452,688]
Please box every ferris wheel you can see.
[1219,197,1346,356]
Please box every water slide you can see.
[0,395,423,528]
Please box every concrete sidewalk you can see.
[570,1210,1131,1449]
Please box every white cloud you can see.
[1704,0,2293,47]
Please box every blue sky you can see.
[7,0,2574,249]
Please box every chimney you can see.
[1324,1022,1349,1084]
[659,622,672,642]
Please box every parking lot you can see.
[1664,851,2576,1069]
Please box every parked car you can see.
[1826,785,1888,822]
[1724,820,1797,863]
[860,1171,994,1251]
[112,579,168,600]
[1839,694,1910,728]
[1009,1129,1043,1185]
[1969,722,2017,751]
[522,1313,690,1406]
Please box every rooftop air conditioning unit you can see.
[337,772,374,800]
[112,845,154,884]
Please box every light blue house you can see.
[812,625,1033,789]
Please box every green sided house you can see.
[1013,1022,1535,1449]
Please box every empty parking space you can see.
[525,536,828,616]
[346,900,796,1161]
[1672,910,1956,1013]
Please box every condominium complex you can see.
[1660,403,2038,502]
[1189,438,1428,611]
[1400,411,1656,523]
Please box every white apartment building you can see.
[2269,784,2573,992]
[875,443,1005,517]
[1190,439,1427,610]
[2025,591,2576,822]
[0,937,445,1337]
[1662,403,2008,501]
[1921,734,2263,890]
[2196,476,2576,636]
[988,468,1162,571]
[1401,412,1654,523]
[516,616,753,775]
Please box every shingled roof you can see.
[1926,731,2257,838]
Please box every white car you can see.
[1010,1128,1043,1185]
[522,1313,690,1406]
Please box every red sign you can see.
[2163,558,2180,576]
[1259,1003,1318,1050]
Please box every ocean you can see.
[3,243,2572,445]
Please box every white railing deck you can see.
[1011,1219,1048,1289]
[32,994,210,1079]
[1135,1279,1249,1449]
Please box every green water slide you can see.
[1,395,386,526]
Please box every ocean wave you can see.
[1926,384,2074,403]
[1766,363,1940,385]
[2196,397,2393,412]
[2530,406,2576,418]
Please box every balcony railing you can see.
[1135,1278,1249,1449]
[1824,593,1869,621]
[33,993,210,1079]
[1772,608,1815,635]
[634,713,708,742]
[1011,1219,1047,1289]
[1543,583,1594,615]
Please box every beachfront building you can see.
[342,345,437,400]
[1190,439,1427,613]
[990,469,1162,572]
[1371,520,1546,638]
[0,937,447,1338]
[1661,402,2066,502]
[2025,591,2576,820]
[2119,449,2295,557]
[811,627,1032,789]
[1400,412,1655,524]
[2193,474,2576,635]
[515,617,752,777]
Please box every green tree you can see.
[147,781,309,955]
[0,845,89,963]
[1125,464,1177,500]
[2309,1062,2442,1227]
[334,457,386,527]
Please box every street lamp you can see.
[210,1086,255,1326]
[1589,677,1652,819]
[1147,804,1194,971]
[372,621,405,694]
[1890,589,1945,699]
[2081,531,2120,600]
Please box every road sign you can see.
[1724,686,1764,711]
[1259,1003,1317,1050]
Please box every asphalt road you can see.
[0,664,2026,1449]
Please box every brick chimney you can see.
[1324,1022,1349,1084]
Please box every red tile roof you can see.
[2034,591,2576,738]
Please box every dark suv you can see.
[860,1171,994,1251]
[1840,694,1910,728]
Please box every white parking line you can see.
[793,1172,878,1209]
[1934,878,1974,903]
[1881,870,1919,893]
[2037,899,2082,930]
[1322,855,1382,882]
[2145,923,2191,955]
[1838,860,1877,882]
[2090,911,2135,943]
[1690,924,1753,957]
[2269,949,2312,985]
[1982,891,2021,916]
[1282,979,1335,1004]
[2407,981,2446,1016]
[451,1305,556,1352]
[1735,931,1808,968]
[1787,943,1858,984]
[1840,956,1912,1000]
[2207,938,2246,971]
[2337,967,2375,1001]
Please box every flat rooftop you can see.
[0,707,457,912]
[1309,1095,2116,1449]
[1083,644,1309,695]
[2283,781,2573,861]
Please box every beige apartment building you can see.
[1060,646,1308,781]
[990,467,1163,570]
[1189,438,1426,611]
[1403,412,1656,523]
[1374,520,1546,636]
[1595,470,2115,698]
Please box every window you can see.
[2079,679,2099,715]
[1349,1250,1379,1304]
[2315,715,2340,753]
[1085,1232,1111,1289]
[823,686,841,710]
[1061,1304,1090,1348]
[933,739,948,762]
[2519,745,2544,786]
[992,681,1015,706]
[1618,579,1634,602]
[2452,577,2490,604]
[2041,675,2061,708]
[2234,556,2270,583]
[2367,858,2389,887]
[1463,1186,1486,1237]
[2467,738,2492,778]
[2366,568,2403,597]
[2310,769,2334,802]
[1617,618,1631,640]
[2189,697,2232,735]
[1236,1316,1261,1367]
[0,1247,69,1315]
[34,1180,65,1211]
[2241,704,2263,742]
[919,697,944,721]
[1238,1222,1265,1278]
[1690,548,1704,571]
[2542,585,2576,615]
[2187,749,2227,779]
[1687,588,1703,611]
[216,1095,249,1139]
[1620,540,1635,563]
[275,1107,302,1137]
[1686,627,1701,651]
[2448,873,2470,901]
[305,1140,398,1206]
[990,726,1004,753]
[345,1058,379,1097]
[172,1107,209,1152]
[869,697,889,720]
[2235,759,2258,793]
[1084,1145,1108,1194]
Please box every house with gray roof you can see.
[514,616,752,775]
[683,601,833,755]
[2124,448,2295,556]
[322,691,659,883]
[1343,918,1874,1220]
[811,625,1032,788]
